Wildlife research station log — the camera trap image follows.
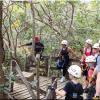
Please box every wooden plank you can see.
[11,76,66,100]
[13,83,26,89]
[16,71,34,78]
[11,89,28,96]
[40,81,51,89]
[57,95,65,99]
[16,91,45,99]
[26,97,32,99]
[11,86,27,93]
[14,92,31,99]
[59,96,65,99]
[12,81,47,95]
[11,85,27,94]
[27,94,44,99]
[57,82,66,90]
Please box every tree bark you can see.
[0,1,7,99]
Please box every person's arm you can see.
[55,82,71,97]
[92,68,97,78]
[58,50,61,57]
[92,56,100,79]
[55,89,66,97]
[18,42,32,47]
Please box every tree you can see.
[0,1,7,99]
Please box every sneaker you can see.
[60,76,65,83]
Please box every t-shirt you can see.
[25,42,44,54]
[60,47,69,65]
[63,81,83,100]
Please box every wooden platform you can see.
[10,76,66,99]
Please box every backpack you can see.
[56,58,65,69]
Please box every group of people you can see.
[55,39,100,99]
[19,36,100,99]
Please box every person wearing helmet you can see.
[18,36,44,71]
[85,55,96,99]
[80,39,93,92]
[92,43,100,98]
[80,39,93,75]
[18,36,44,56]
[85,55,96,82]
[55,65,83,100]
[57,40,79,82]
[81,39,93,63]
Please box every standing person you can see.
[85,55,96,83]
[80,39,93,77]
[27,36,44,57]
[55,65,83,100]
[80,39,93,89]
[18,36,44,71]
[85,55,96,99]
[58,40,79,82]
[91,43,100,99]
[19,36,44,58]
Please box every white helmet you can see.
[61,40,68,45]
[85,39,92,45]
[93,43,99,49]
[85,55,96,63]
[68,65,81,78]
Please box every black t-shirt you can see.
[25,42,44,54]
[60,48,69,65]
[35,42,44,54]
[63,81,83,100]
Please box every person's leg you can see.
[63,64,67,76]
[82,69,88,89]
[60,64,66,82]
[95,72,100,96]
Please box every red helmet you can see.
[34,36,40,43]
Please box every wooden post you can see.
[36,55,40,99]
[51,76,57,99]
[9,61,13,92]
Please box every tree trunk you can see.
[0,1,7,99]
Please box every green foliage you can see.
[3,1,100,72]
